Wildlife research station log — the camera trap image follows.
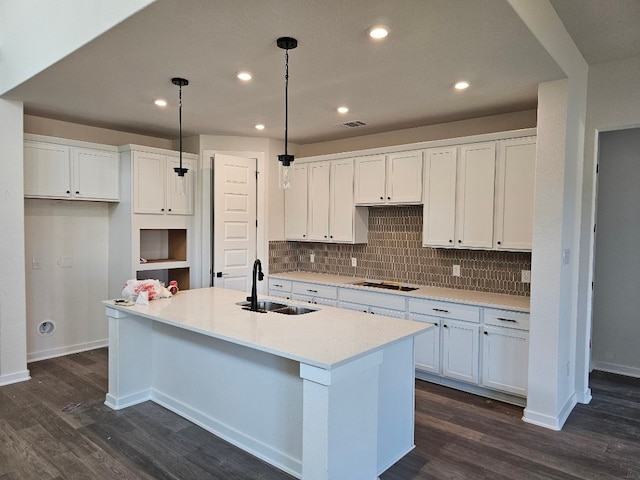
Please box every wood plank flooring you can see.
[1,348,638,479]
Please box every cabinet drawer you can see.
[339,288,406,311]
[484,309,530,331]
[292,282,337,300]
[268,278,292,293]
[408,299,480,323]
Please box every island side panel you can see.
[105,307,154,409]
[377,337,416,474]
[149,321,304,478]
[300,351,383,480]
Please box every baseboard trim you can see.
[591,361,640,379]
[522,393,577,431]
[0,370,31,386]
[27,339,108,363]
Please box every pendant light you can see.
[277,37,298,189]
[172,77,189,177]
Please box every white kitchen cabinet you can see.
[284,164,309,240]
[481,308,530,396]
[287,159,368,243]
[422,147,457,247]
[291,281,338,306]
[409,313,441,375]
[268,278,293,299]
[24,136,119,202]
[133,151,195,215]
[494,137,536,251]
[422,142,496,249]
[442,319,480,384]
[354,150,423,205]
[456,142,496,249]
[307,162,331,241]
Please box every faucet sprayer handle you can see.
[258,272,264,281]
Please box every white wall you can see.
[580,54,640,378]
[299,110,536,157]
[25,115,172,149]
[0,0,155,94]
[0,100,29,385]
[24,199,110,361]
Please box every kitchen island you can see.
[104,287,431,480]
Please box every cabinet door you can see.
[494,137,536,251]
[354,155,386,204]
[456,142,496,248]
[307,161,330,241]
[410,313,441,375]
[24,141,71,198]
[441,319,479,384]
[166,156,195,215]
[387,150,423,203]
[329,158,355,242]
[284,164,309,240]
[423,147,457,247]
[134,152,166,214]
[72,148,119,201]
[482,326,529,396]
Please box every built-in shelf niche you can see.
[137,268,190,291]
[140,229,187,263]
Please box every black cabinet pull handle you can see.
[497,241,502,245]
[458,240,462,243]
[75,191,80,194]
[484,331,488,335]
[387,196,391,200]
[66,190,71,194]
[380,196,384,200]
[443,324,448,328]
[307,289,318,293]
[433,308,449,313]
[496,317,517,323]
[161,208,165,211]
[449,239,453,243]
[168,208,172,212]
[273,284,282,288]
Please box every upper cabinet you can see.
[423,138,534,251]
[24,135,119,202]
[423,142,496,249]
[132,149,196,215]
[354,150,423,205]
[285,158,368,243]
[493,137,536,251]
[284,164,309,241]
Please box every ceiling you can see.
[4,0,640,145]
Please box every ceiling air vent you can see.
[336,120,367,128]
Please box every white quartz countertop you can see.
[270,272,530,312]
[104,287,431,370]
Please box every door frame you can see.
[199,150,266,290]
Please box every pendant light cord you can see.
[284,48,289,156]
[179,84,183,169]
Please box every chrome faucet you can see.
[247,259,264,311]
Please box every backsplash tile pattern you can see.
[269,206,531,296]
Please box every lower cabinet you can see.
[291,281,338,307]
[441,319,480,384]
[409,313,441,375]
[481,309,530,396]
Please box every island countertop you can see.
[104,286,431,370]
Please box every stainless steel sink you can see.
[237,300,317,315]
[351,281,418,292]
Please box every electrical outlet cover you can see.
[351,257,357,267]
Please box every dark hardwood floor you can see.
[1,349,638,479]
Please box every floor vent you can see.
[336,120,367,128]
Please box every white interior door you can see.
[212,154,257,292]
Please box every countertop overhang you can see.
[270,272,530,312]
[104,286,431,370]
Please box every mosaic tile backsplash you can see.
[269,206,531,296]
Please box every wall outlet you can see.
[452,264,461,277]
[351,257,357,267]
[521,270,531,283]
[58,256,73,268]
[310,252,315,263]
[32,257,41,270]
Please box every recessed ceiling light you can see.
[368,25,389,40]
[255,124,265,130]
[237,71,252,81]
[454,80,470,90]
[154,98,168,107]
[337,106,349,114]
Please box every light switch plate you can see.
[521,270,531,283]
[452,265,461,277]
[310,252,315,263]
[351,257,357,267]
